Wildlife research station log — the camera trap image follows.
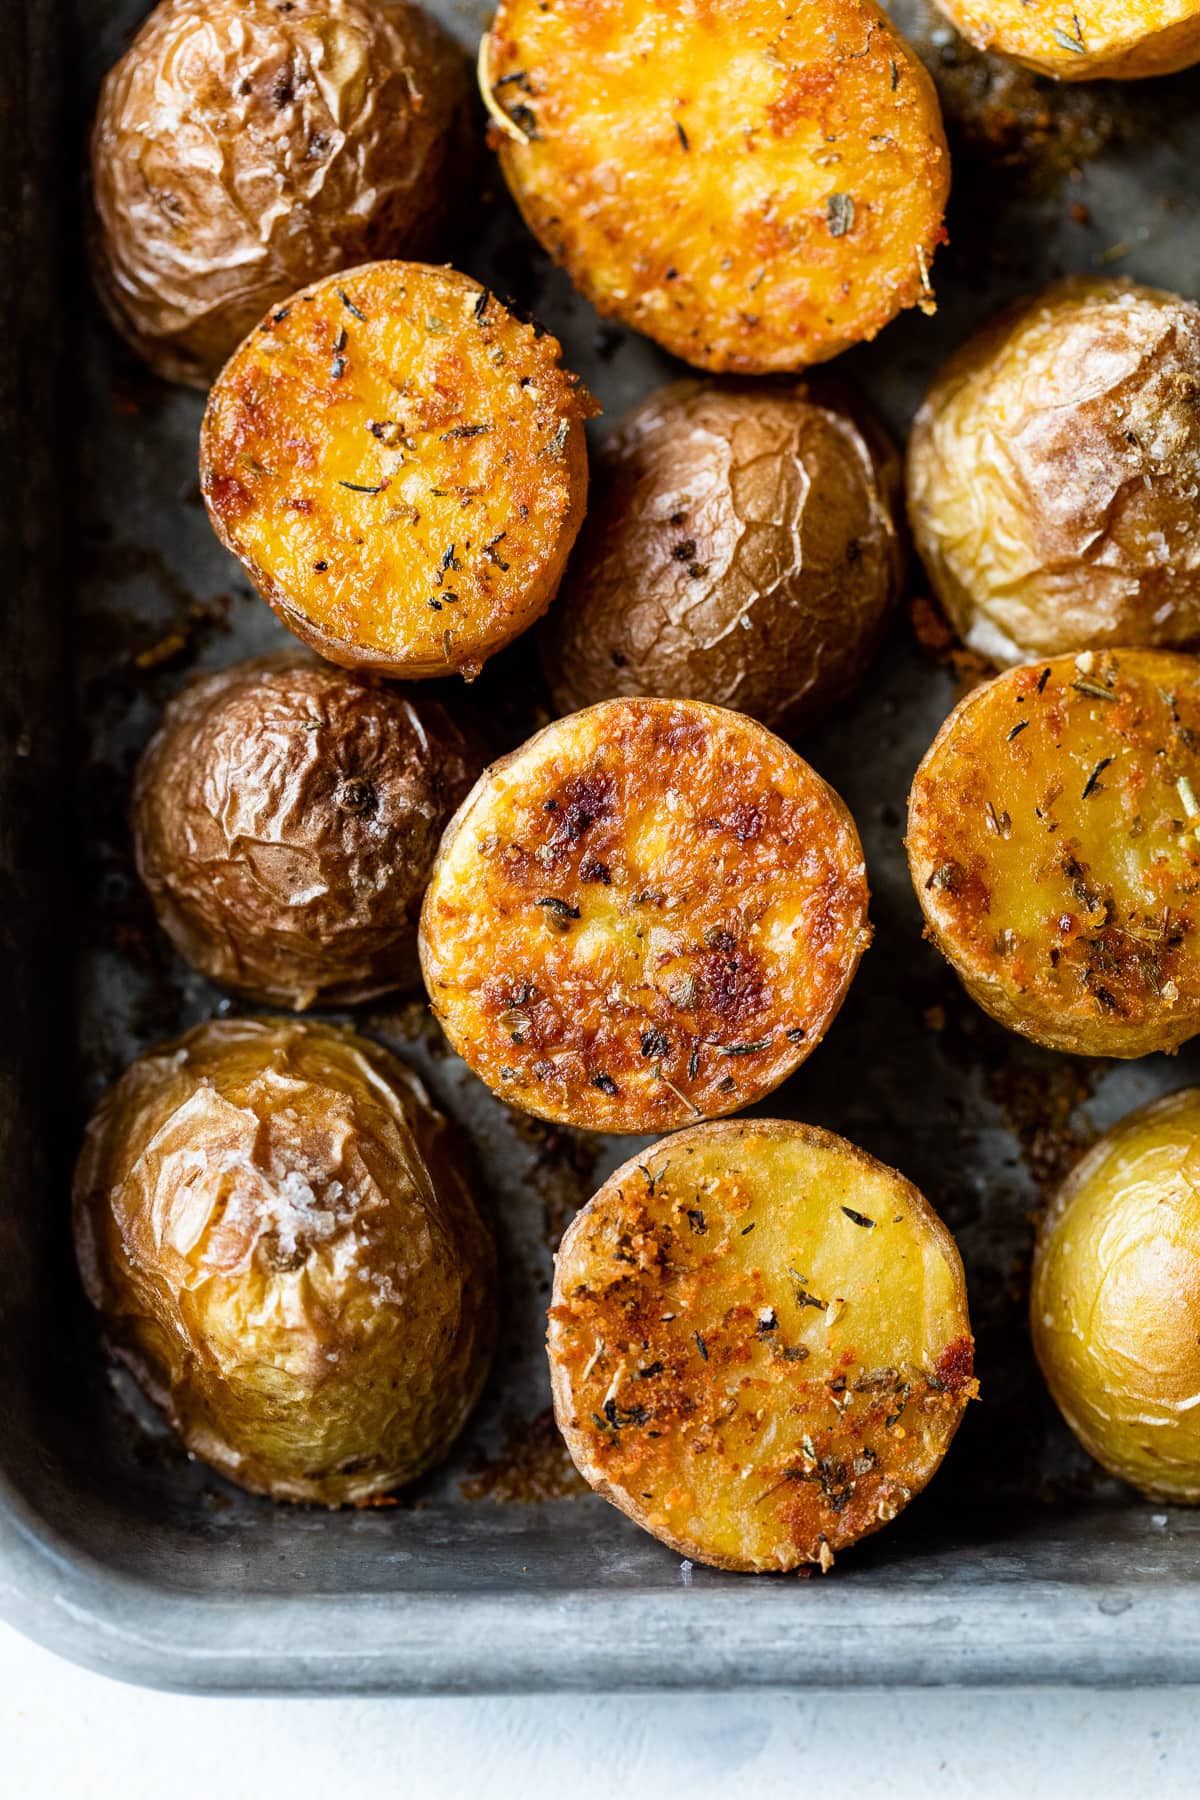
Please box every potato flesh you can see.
[201,262,594,678]
[90,0,470,385]
[550,1123,973,1571]
[72,1019,496,1505]
[907,650,1200,1055]
[420,699,871,1133]
[540,379,904,733]
[1033,1090,1200,1500]
[487,0,949,373]
[907,280,1200,663]
[932,0,1200,78]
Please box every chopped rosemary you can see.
[1082,756,1114,799]
[1052,16,1086,53]
[841,1206,875,1229]
[1037,666,1051,693]
[716,1039,772,1056]
[675,120,690,151]
[441,423,492,440]
[337,288,365,320]
[787,1268,828,1311]
[1007,719,1029,741]
[1071,678,1116,702]
[694,1332,708,1362]
[338,479,386,494]
[686,1207,707,1235]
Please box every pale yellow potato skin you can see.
[930,0,1200,80]
[549,1120,975,1572]
[484,0,949,373]
[907,279,1200,665]
[907,650,1200,1057]
[73,1018,496,1505]
[1033,1089,1200,1501]
[90,0,471,386]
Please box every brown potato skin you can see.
[549,1121,975,1572]
[201,262,595,680]
[541,379,905,736]
[929,0,1200,80]
[907,650,1200,1057]
[90,0,471,387]
[133,653,484,1010]
[420,698,871,1133]
[73,1018,496,1506]
[1033,1089,1200,1502]
[907,279,1200,665]
[485,0,949,374]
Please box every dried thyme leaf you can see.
[826,193,856,237]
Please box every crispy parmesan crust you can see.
[1033,1088,1200,1502]
[484,0,950,374]
[200,262,596,679]
[549,1121,974,1572]
[907,280,1200,665]
[419,698,871,1133]
[72,1018,497,1506]
[929,0,1200,80]
[540,379,905,735]
[133,653,484,1010]
[90,0,472,386]
[907,650,1200,1057]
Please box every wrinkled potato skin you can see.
[133,653,483,1010]
[930,0,1200,80]
[907,650,1200,1057]
[485,0,949,374]
[550,1121,975,1572]
[1033,1089,1200,1501]
[90,0,471,387]
[908,280,1200,664]
[201,262,595,679]
[420,698,871,1134]
[541,380,905,735]
[73,1018,496,1505]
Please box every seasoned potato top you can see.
[935,0,1200,79]
[908,650,1200,1054]
[201,262,596,677]
[90,0,471,384]
[908,279,1200,663]
[550,1122,974,1571]
[420,699,871,1133]
[484,0,949,373]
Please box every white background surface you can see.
[1,1618,1196,1796]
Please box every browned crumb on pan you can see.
[460,1410,590,1503]
[985,1058,1101,1198]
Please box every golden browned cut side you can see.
[133,652,484,1010]
[484,0,950,373]
[907,279,1200,665]
[1033,1088,1200,1502]
[907,649,1200,1057]
[420,697,871,1133]
[72,1018,497,1506]
[90,0,472,386]
[201,261,596,679]
[549,1120,975,1572]
[929,0,1200,80]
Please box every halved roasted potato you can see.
[133,652,484,1010]
[907,649,1200,1057]
[482,0,950,373]
[73,1017,496,1506]
[928,0,1200,80]
[201,261,596,679]
[540,378,905,735]
[907,279,1200,665]
[549,1120,975,1572]
[90,0,471,386]
[1033,1088,1200,1502]
[420,697,871,1133]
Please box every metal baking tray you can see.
[4,0,1200,1693]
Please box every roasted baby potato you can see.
[73,1017,496,1505]
[541,379,904,735]
[420,697,871,1133]
[133,652,483,1010]
[1033,1089,1200,1501]
[928,0,1200,80]
[90,0,471,387]
[907,649,1200,1057]
[482,0,950,374]
[549,1120,975,1572]
[907,279,1200,664]
[201,262,596,680]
